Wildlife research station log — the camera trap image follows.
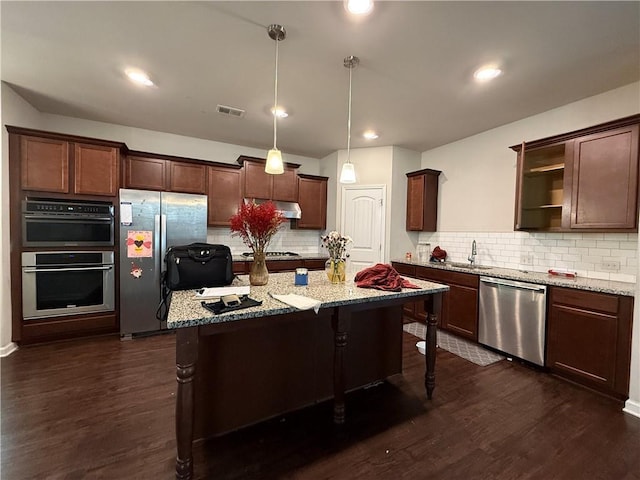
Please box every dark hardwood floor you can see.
[2,331,639,480]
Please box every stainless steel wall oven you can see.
[22,198,114,247]
[21,251,115,320]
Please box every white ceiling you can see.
[2,1,639,159]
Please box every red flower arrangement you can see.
[230,201,285,253]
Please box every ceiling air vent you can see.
[216,104,245,118]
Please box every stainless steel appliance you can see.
[21,251,115,319]
[22,198,114,247]
[478,276,547,366]
[119,189,207,336]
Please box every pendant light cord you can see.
[347,64,353,164]
[273,36,279,150]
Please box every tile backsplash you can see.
[207,224,322,255]
[418,231,638,283]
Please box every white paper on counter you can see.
[194,285,251,299]
[269,293,322,314]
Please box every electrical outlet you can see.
[601,260,620,272]
[520,253,534,265]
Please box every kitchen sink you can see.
[446,262,493,270]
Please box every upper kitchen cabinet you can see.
[569,125,639,230]
[208,164,243,226]
[124,152,207,194]
[512,115,640,232]
[293,174,328,230]
[238,156,300,202]
[10,128,122,197]
[406,169,441,231]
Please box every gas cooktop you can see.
[241,251,300,257]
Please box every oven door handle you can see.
[23,266,113,273]
[24,214,113,222]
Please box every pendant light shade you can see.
[266,148,284,174]
[339,162,356,183]
[340,55,359,184]
[265,24,286,175]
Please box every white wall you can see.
[320,150,339,232]
[390,147,421,260]
[335,146,393,258]
[1,83,45,355]
[423,82,640,232]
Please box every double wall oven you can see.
[20,199,116,320]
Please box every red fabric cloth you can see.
[354,263,420,292]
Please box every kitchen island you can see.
[167,270,448,480]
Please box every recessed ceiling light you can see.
[271,107,288,118]
[363,130,379,140]
[344,0,374,15]
[125,68,154,87]
[473,66,502,82]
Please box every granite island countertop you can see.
[167,270,449,329]
[392,259,635,297]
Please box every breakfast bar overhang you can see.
[167,271,448,480]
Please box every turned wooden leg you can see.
[425,292,442,399]
[175,327,199,480]
[332,307,351,425]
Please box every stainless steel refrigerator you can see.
[119,188,207,336]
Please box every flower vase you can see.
[249,250,269,286]
[325,258,346,284]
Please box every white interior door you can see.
[341,185,386,272]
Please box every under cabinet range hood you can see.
[243,198,302,219]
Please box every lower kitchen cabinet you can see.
[392,262,427,323]
[392,262,478,341]
[547,286,633,398]
[416,266,479,341]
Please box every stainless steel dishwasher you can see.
[478,276,547,366]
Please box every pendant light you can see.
[265,24,286,175]
[340,55,359,184]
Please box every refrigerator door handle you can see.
[160,214,167,273]
[154,214,162,272]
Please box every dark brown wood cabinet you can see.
[415,266,479,341]
[512,115,640,232]
[20,135,69,193]
[406,169,441,231]
[18,133,120,196]
[207,165,243,226]
[568,125,639,230]
[168,161,207,194]
[392,262,478,339]
[391,262,427,323]
[124,155,167,191]
[239,156,299,201]
[294,174,328,230]
[74,143,119,196]
[124,153,206,194]
[547,287,633,398]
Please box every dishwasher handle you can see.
[480,277,546,293]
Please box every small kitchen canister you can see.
[294,268,308,286]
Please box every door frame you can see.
[340,184,387,264]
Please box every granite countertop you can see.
[167,270,449,329]
[232,253,329,262]
[392,259,635,297]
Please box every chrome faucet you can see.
[468,240,477,265]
